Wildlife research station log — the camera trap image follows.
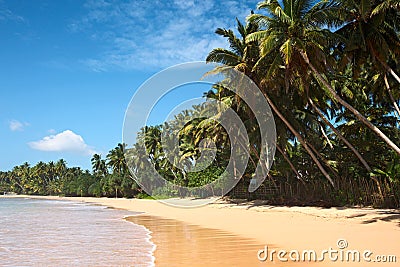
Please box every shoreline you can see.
[1,195,399,266]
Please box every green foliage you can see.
[186,164,225,187]
[1,1,400,208]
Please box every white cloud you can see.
[71,0,259,71]
[9,120,29,131]
[0,1,25,22]
[28,130,97,156]
[173,0,195,9]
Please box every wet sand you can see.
[126,215,271,267]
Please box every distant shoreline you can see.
[1,194,399,266]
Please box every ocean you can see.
[0,198,155,267]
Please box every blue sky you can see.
[0,0,259,171]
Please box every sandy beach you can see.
[2,195,399,266]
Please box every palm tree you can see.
[55,159,67,179]
[91,154,108,176]
[47,161,56,181]
[106,143,128,175]
[10,163,31,193]
[383,73,400,118]
[207,16,334,185]
[30,161,48,194]
[337,0,400,82]
[247,0,400,155]
[309,98,372,171]
[334,0,400,117]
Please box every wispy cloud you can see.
[9,120,29,131]
[0,0,25,23]
[70,0,258,71]
[28,130,97,156]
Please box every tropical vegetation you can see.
[1,0,400,208]
[0,147,140,198]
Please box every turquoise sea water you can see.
[0,198,155,266]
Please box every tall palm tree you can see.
[55,159,67,179]
[47,161,56,181]
[309,98,372,171]
[91,154,107,176]
[337,0,400,81]
[247,0,400,155]
[106,143,128,175]
[335,0,400,117]
[143,126,162,163]
[207,16,334,185]
[23,161,45,194]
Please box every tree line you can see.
[0,145,140,198]
[1,0,400,207]
[127,0,400,207]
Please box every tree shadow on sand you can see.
[361,210,400,227]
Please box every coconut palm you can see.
[142,126,162,163]
[207,16,334,185]
[91,154,108,176]
[335,0,400,117]
[247,0,400,156]
[55,159,67,179]
[106,143,128,176]
[336,0,400,82]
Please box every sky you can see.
[0,0,260,171]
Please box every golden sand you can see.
[3,195,399,266]
[126,215,270,267]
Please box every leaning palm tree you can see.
[207,16,333,185]
[340,0,400,83]
[247,0,400,155]
[335,0,400,117]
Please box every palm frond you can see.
[236,18,246,39]
[273,5,292,24]
[257,0,281,14]
[215,28,244,56]
[206,48,241,66]
[264,54,283,80]
[246,30,269,43]
[305,0,343,28]
[260,33,280,56]
[280,39,293,65]
[372,0,400,16]
[247,13,271,28]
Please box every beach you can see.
[2,1,400,266]
[2,195,399,266]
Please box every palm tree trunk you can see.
[301,51,400,155]
[276,144,305,183]
[372,48,400,84]
[309,98,372,172]
[384,74,400,118]
[319,122,333,149]
[306,139,340,180]
[238,138,262,172]
[387,65,400,84]
[262,92,335,187]
[370,47,400,119]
